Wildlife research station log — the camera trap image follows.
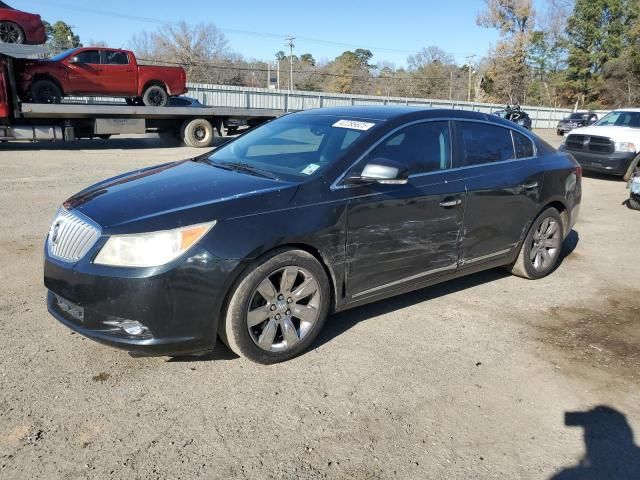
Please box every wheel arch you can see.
[140,80,168,96]
[216,243,341,338]
[31,74,65,96]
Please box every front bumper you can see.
[559,147,636,176]
[44,246,243,356]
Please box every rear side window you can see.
[367,121,451,174]
[513,131,535,158]
[458,121,515,165]
[75,50,101,64]
[103,51,129,65]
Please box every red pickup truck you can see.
[16,47,187,106]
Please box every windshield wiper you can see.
[212,161,279,180]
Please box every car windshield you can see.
[50,49,80,62]
[207,115,373,181]
[595,111,640,128]
[568,113,587,120]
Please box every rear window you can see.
[513,131,535,158]
[459,121,515,165]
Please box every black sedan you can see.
[44,107,582,364]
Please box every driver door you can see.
[344,120,466,299]
[66,49,103,94]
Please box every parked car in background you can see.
[493,105,532,130]
[559,109,640,176]
[16,47,187,106]
[0,1,46,44]
[44,107,581,364]
[556,111,598,136]
[168,96,204,107]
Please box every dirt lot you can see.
[1,131,639,479]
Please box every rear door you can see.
[99,50,137,95]
[65,49,103,94]
[345,120,466,299]
[454,121,544,266]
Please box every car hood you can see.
[65,159,299,234]
[569,125,640,143]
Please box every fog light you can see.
[103,318,149,337]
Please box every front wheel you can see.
[629,195,640,211]
[507,207,564,279]
[219,249,330,364]
[142,85,168,107]
[31,79,62,104]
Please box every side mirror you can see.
[68,56,81,64]
[346,158,409,185]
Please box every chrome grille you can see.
[47,209,101,262]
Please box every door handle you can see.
[440,198,462,208]
[522,181,539,190]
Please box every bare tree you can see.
[130,22,233,84]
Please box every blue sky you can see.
[18,0,509,67]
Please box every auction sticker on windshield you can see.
[333,120,376,131]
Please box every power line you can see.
[30,0,478,57]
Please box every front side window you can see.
[365,121,451,174]
[74,50,101,65]
[208,115,371,181]
[459,121,515,165]
[103,51,129,65]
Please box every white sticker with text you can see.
[301,163,321,175]
[332,120,376,131]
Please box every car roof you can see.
[293,105,517,126]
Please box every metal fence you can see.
[66,82,610,129]
[186,83,610,130]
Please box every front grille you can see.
[587,136,614,154]
[47,209,101,263]
[565,134,585,151]
[565,135,614,154]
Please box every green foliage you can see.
[45,21,82,52]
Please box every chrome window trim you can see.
[332,116,539,189]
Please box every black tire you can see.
[97,134,111,140]
[557,131,564,136]
[181,118,215,148]
[31,79,62,104]
[226,126,238,136]
[0,22,25,44]
[629,196,640,211]
[219,249,330,364]
[142,85,168,107]
[507,207,564,280]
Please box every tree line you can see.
[43,0,640,108]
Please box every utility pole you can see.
[449,71,453,101]
[465,54,476,102]
[285,36,295,92]
[277,60,280,89]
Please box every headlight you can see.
[94,221,216,267]
[614,142,636,153]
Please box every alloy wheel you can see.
[246,266,321,353]
[0,23,24,44]
[530,217,562,271]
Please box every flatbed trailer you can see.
[0,45,281,147]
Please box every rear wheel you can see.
[181,118,215,148]
[0,22,25,44]
[142,85,168,107]
[219,249,330,364]
[97,134,111,140]
[629,196,640,211]
[31,79,62,104]
[508,207,564,280]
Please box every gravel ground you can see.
[1,130,639,479]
